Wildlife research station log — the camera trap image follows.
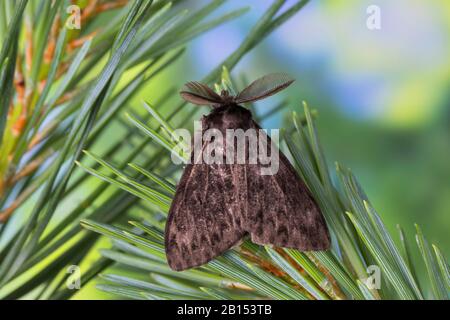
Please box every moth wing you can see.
[243,124,330,250]
[180,81,223,106]
[234,73,295,104]
[165,162,246,271]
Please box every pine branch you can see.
[78,72,449,301]
[0,0,254,299]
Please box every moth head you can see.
[220,90,234,105]
[220,89,230,98]
[180,73,295,108]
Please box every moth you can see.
[166,73,330,271]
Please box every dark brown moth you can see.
[166,73,330,271]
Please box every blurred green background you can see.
[187,0,450,254]
[71,0,449,298]
[151,0,450,252]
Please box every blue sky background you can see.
[178,0,450,255]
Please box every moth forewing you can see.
[166,73,330,271]
[234,73,295,104]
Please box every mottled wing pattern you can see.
[165,161,246,271]
[243,122,331,250]
[180,81,222,106]
[166,106,329,271]
[234,73,295,104]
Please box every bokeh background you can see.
[180,0,450,256]
[72,0,450,298]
